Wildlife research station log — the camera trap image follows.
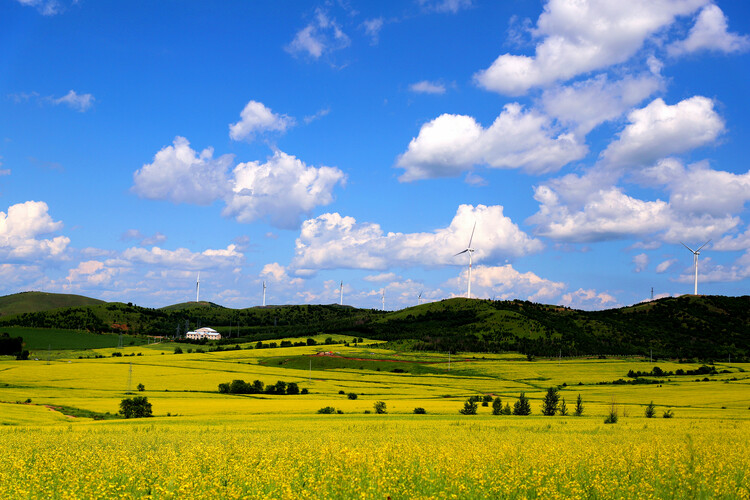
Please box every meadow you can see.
[1,336,749,498]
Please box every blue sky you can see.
[2,0,749,310]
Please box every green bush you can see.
[173,347,183,354]
[373,401,387,414]
[347,392,358,400]
[645,401,656,418]
[317,406,336,414]
[459,399,478,415]
[604,402,618,424]
[663,409,674,418]
[413,407,426,414]
[119,396,153,419]
[287,382,300,395]
[137,383,145,392]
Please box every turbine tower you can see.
[454,222,476,299]
[681,240,711,295]
[339,281,343,306]
[381,288,385,311]
[418,290,423,306]
[262,281,266,307]
[196,272,200,303]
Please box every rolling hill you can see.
[0,291,105,317]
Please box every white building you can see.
[185,327,221,340]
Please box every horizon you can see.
[2,1,750,311]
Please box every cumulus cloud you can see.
[132,137,232,204]
[133,138,344,229]
[633,253,649,272]
[121,244,242,270]
[540,72,663,135]
[363,272,397,282]
[66,260,117,287]
[52,90,94,112]
[560,288,618,310]
[601,96,724,168]
[397,104,587,181]
[656,258,677,273]
[668,4,750,56]
[286,9,350,59]
[0,201,70,260]
[409,80,447,94]
[223,150,346,229]
[712,227,750,251]
[260,262,303,286]
[446,264,565,302]
[291,204,543,273]
[474,0,708,95]
[229,101,294,142]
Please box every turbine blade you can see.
[696,239,712,252]
[681,242,696,254]
[454,249,469,256]
[468,221,476,248]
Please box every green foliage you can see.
[574,394,584,416]
[413,407,426,414]
[604,402,618,424]
[513,393,532,416]
[300,388,309,395]
[173,347,183,354]
[663,409,674,418]
[286,383,300,395]
[137,383,145,392]
[459,399,478,415]
[0,332,23,355]
[541,387,560,416]
[373,401,387,414]
[317,406,336,414]
[645,401,656,418]
[347,392,358,400]
[492,397,503,415]
[558,398,569,416]
[119,396,152,419]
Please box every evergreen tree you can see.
[492,397,503,415]
[541,387,560,416]
[574,394,584,416]
[645,401,656,418]
[459,399,478,415]
[512,393,531,415]
[558,397,569,416]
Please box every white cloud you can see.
[633,253,649,272]
[656,258,677,273]
[16,0,61,16]
[121,229,167,247]
[286,9,350,59]
[397,104,587,181]
[363,17,384,44]
[229,101,294,142]
[66,260,117,287]
[223,150,346,229]
[446,264,565,302]
[291,204,543,273]
[52,90,94,112]
[363,272,397,282]
[560,288,618,310]
[121,244,242,270]
[419,0,472,14]
[260,262,303,286]
[713,227,750,251]
[409,80,447,95]
[0,201,70,260]
[474,0,708,95]
[303,108,331,124]
[668,4,750,56]
[132,137,232,204]
[601,96,724,168]
[540,72,663,135]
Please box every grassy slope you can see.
[0,292,104,317]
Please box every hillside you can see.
[0,292,748,359]
[0,292,105,317]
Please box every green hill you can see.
[0,293,748,360]
[0,292,105,317]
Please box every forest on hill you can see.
[0,292,748,360]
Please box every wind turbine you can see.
[418,290,423,306]
[262,281,266,307]
[381,288,385,311]
[339,281,344,306]
[196,272,200,303]
[681,240,711,295]
[454,222,476,299]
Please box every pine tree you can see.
[512,392,531,415]
[459,399,478,415]
[645,401,656,418]
[558,397,569,416]
[541,387,560,416]
[574,394,584,416]
[492,397,503,415]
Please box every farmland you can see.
[1,335,749,498]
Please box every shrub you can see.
[574,394,584,416]
[645,401,656,418]
[317,406,336,414]
[413,407,426,414]
[541,387,560,416]
[301,388,309,395]
[338,390,346,395]
[512,393,531,415]
[373,401,387,414]
[286,383,300,395]
[481,401,489,407]
[492,397,503,415]
[604,402,618,424]
[137,383,145,392]
[558,398,569,416]
[173,347,183,354]
[482,395,493,403]
[112,352,122,357]
[364,410,371,414]
[347,392,358,400]
[459,399,478,415]
[119,396,152,418]
[274,381,287,395]
[16,350,30,360]
[501,403,512,415]
[663,409,674,418]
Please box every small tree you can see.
[137,383,145,392]
[173,346,183,354]
[574,394,584,416]
[301,388,309,395]
[119,396,152,418]
[541,387,560,416]
[413,407,426,414]
[558,397,569,416]
[274,381,287,395]
[645,401,656,418]
[501,403,512,415]
[459,399,478,415]
[663,409,674,418]
[317,406,336,414]
[492,397,503,415]
[604,401,618,424]
[374,401,387,414]
[252,380,264,393]
[512,393,532,415]
[287,382,300,395]
[347,392,358,400]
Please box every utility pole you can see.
[126,362,133,394]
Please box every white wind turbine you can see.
[454,222,476,299]
[681,239,711,295]
[196,272,200,303]
[418,290,423,306]
[262,281,266,307]
[381,288,386,311]
[339,281,344,306]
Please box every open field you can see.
[1,338,749,498]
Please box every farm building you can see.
[185,327,221,340]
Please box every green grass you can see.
[0,291,104,317]
[1,326,148,350]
